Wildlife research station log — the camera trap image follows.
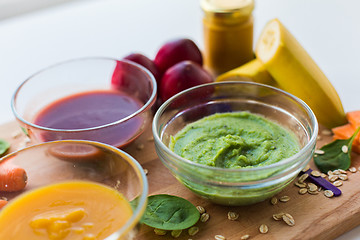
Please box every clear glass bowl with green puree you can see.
[152,81,318,206]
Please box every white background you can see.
[0,0,75,20]
[0,1,360,238]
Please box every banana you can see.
[216,59,279,88]
[255,18,346,129]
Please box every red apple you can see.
[154,38,203,74]
[160,61,213,102]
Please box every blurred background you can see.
[0,0,75,19]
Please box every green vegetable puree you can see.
[170,112,299,168]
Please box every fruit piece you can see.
[111,61,127,89]
[111,60,155,93]
[154,38,203,74]
[332,124,360,151]
[331,110,360,154]
[216,59,278,87]
[351,142,360,154]
[332,111,360,151]
[123,53,161,83]
[255,18,346,129]
[346,111,360,127]
[332,124,356,140]
[333,132,360,155]
[160,61,213,102]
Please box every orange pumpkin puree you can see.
[0,181,133,240]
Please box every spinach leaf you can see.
[129,198,138,211]
[314,127,360,173]
[20,127,29,137]
[141,194,200,230]
[0,139,10,156]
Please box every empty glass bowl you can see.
[153,81,318,206]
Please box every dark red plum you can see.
[160,61,213,102]
[154,38,203,74]
[123,53,161,83]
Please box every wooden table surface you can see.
[1,121,360,240]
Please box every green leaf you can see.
[20,127,29,137]
[129,198,138,211]
[0,139,10,156]
[314,127,360,172]
[141,194,200,230]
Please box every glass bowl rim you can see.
[152,81,319,174]
[11,57,157,133]
[0,139,149,239]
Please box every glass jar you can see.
[201,0,255,76]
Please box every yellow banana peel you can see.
[216,59,279,88]
[255,18,346,129]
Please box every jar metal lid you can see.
[201,0,254,15]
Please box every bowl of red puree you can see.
[11,57,157,148]
[153,81,318,206]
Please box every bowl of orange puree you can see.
[0,140,148,240]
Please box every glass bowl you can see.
[11,57,157,148]
[153,81,318,206]
[0,140,148,239]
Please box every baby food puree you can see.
[33,89,143,148]
[0,181,133,240]
[170,112,299,168]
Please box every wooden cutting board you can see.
[1,121,360,240]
